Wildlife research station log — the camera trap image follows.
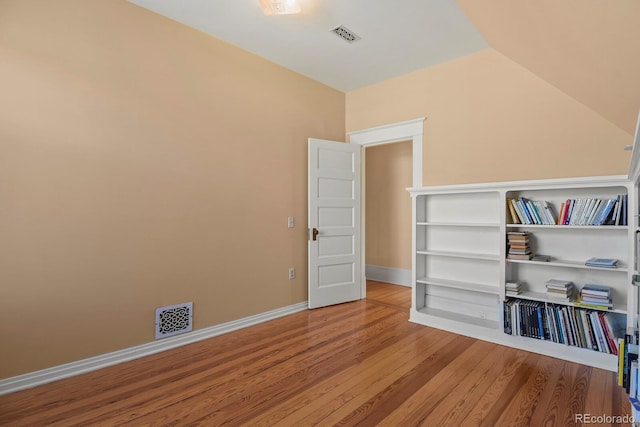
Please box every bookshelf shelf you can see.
[416,307,500,330]
[507,258,629,272]
[509,290,627,314]
[416,276,500,295]
[416,250,500,262]
[409,175,635,371]
[418,222,500,228]
[506,224,628,230]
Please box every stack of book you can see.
[505,280,524,297]
[546,279,575,302]
[507,231,532,260]
[557,195,627,226]
[577,284,613,310]
[585,257,618,268]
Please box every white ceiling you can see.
[127,0,489,92]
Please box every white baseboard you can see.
[0,301,308,396]
[366,264,411,287]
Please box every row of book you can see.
[506,195,627,226]
[507,198,556,225]
[503,299,623,354]
[558,195,627,226]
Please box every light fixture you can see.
[258,0,301,15]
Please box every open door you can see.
[308,138,362,309]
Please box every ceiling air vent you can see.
[331,25,361,43]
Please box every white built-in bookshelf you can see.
[409,175,637,371]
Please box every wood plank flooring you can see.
[0,281,631,426]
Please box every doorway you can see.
[348,118,425,298]
[364,141,413,287]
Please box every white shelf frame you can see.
[409,175,635,371]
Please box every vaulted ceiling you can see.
[128,0,640,135]
[457,0,640,135]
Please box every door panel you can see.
[308,138,362,309]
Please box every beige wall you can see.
[365,142,412,270]
[0,0,345,378]
[347,49,632,186]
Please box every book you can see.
[532,254,551,262]
[546,279,573,289]
[619,338,626,386]
[542,201,557,224]
[581,284,611,297]
[585,258,618,268]
[595,199,615,225]
[508,249,531,255]
[557,202,565,225]
[508,253,533,260]
[507,199,520,224]
[519,198,535,224]
[507,231,529,238]
[574,301,613,311]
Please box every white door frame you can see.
[348,118,425,296]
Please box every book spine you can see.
[595,199,614,225]
[537,306,544,340]
[503,301,512,334]
[507,199,520,224]
[555,306,565,344]
[564,199,574,225]
[586,199,602,225]
[527,200,541,224]
[580,310,594,350]
[542,201,556,225]
[557,202,565,225]
[615,195,622,225]
[619,338,626,386]
[519,198,534,224]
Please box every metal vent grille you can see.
[331,25,361,43]
[155,302,193,339]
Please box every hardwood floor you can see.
[0,281,631,426]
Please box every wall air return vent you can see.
[155,302,193,339]
[331,25,361,43]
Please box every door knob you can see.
[312,228,319,241]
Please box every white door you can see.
[308,138,362,309]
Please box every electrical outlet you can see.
[288,216,294,228]
[288,267,295,279]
